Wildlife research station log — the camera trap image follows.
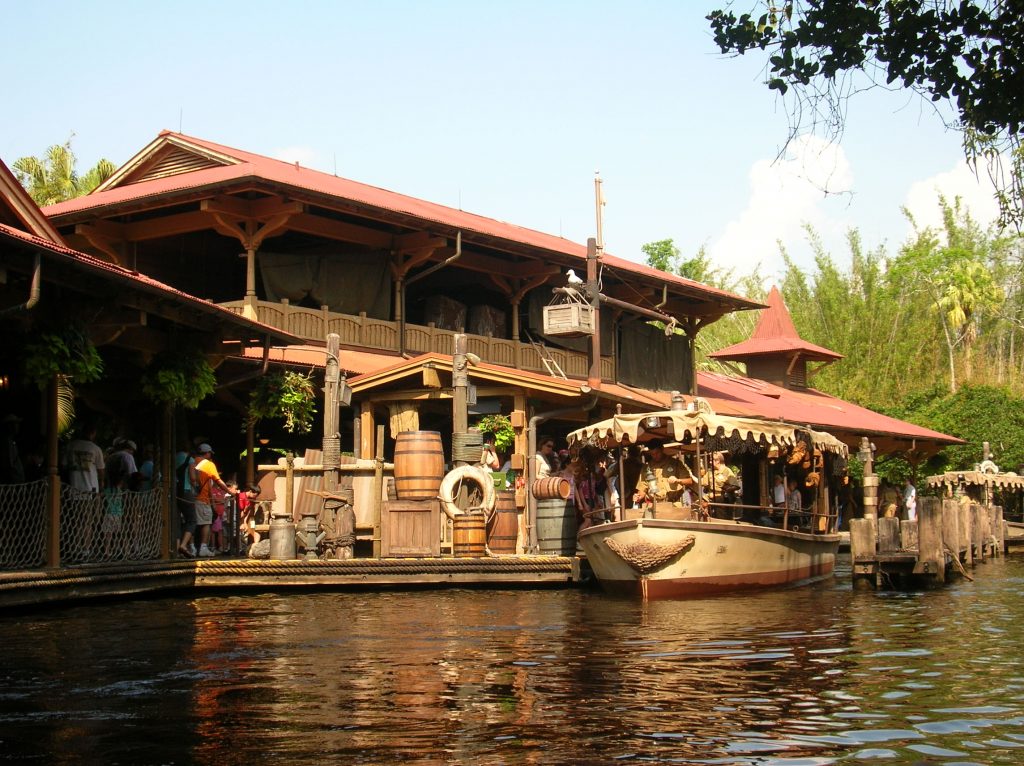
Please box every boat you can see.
[567,407,847,599]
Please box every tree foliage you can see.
[249,371,318,434]
[140,348,217,409]
[12,138,115,206]
[707,1,1024,228]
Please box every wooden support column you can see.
[373,424,384,559]
[452,333,469,437]
[959,499,973,566]
[323,333,341,493]
[941,498,960,566]
[360,401,375,460]
[993,505,1004,556]
[850,518,877,589]
[586,237,601,389]
[245,420,256,487]
[243,246,257,319]
[46,374,60,568]
[161,403,173,560]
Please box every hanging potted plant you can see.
[249,370,318,434]
[474,413,515,453]
[23,321,104,433]
[141,347,217,409]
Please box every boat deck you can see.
[0,556,583,609]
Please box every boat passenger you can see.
[786,478,803,528]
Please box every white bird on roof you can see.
[566,269,584,285]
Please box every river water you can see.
[2,555,1024,765]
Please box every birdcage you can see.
[543,288,595,337]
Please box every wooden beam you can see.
[394,246,439,280]
[74,223,125,264]
[392,231,446,252]
[200,195,304,221]
[288,212,393,248]
[121,211,218,242]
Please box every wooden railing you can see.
[221,299,615,380]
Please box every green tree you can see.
[12,138,115,206]
[641,239,680,273]
[707,2,1024,228]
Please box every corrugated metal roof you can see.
[43,131,760,311]
[710,285,842,361]
[0,222,301,344]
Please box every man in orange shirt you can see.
[193,443,239,557]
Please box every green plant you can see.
[23,323,103,390]
[475,413,515,452]
[250,371,318,434]
[141,348,217,409]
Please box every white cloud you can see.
[272,145,320,168]
[709,136,853,284]
[903,160,1000,238]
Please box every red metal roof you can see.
[696,370,960,446]
[43,131,759,310]
[710,285,842,361]
[0,222,301,344]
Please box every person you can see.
[175,444,198,557]
[903,477,917,521]
[65,423,105,494]
[880,480,900,518]
[105,439,139,489]
[137,444,159,491]
[479,433,501,472]
[633,440,687,507]
[772,474,787,508]
[786,478,803,528]
[0,413,25,484]
[608,445,644,511]
[193,443,239,558]
[237,482,263,549]
[101,470,126,559]
[533,438,558,479]
[702,451,738,502]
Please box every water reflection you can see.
[2,558,1024,764]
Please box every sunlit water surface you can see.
[2,555,1024,765]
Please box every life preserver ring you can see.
[980,459,999,474]
[439,465,496,521]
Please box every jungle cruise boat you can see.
[567,407,847,599]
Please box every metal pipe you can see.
[400,231,462,356]
[526,388,597,552]
[1,252,41,315]
[599,293,675,324]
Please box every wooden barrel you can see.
[453,512,487,557]
[393,431,445,500]
[488,491,518,554]
[536,498,576,556]
[532,476,570,500]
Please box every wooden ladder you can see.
[525,330,567,379]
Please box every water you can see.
[2,556,1024,765]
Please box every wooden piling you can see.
[959,500,973,566]
[941,498,960,567]
[878,517,901,552]
[916,496,944,583]
[972,503,986,561]
[901,519,919,552]
[992,505,1004,556]
[850,518,877,589]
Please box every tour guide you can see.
[632,439,689,505]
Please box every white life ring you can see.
[980,459,999,474]
[439,465,496,521]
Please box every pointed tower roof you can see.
[709,286,843,361]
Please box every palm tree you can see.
[12,138,115,205]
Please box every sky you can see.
[0,1,1003,289]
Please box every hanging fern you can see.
[475,413,515,452]
[141,348,217,409]
[23,323,103,390]
[249,370,318,434]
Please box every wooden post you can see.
[971,503,984,561]
[245,420,256,487]
[941,498,960,567]
[452,333,469,436]
[586,237,601,390]
[323,333,341,493]
[850,518,876,589]
[360,401,375,460]
[917,496,945,583]
[993,505,1004,556]
[285,453,295,521]
[161,403,173,560]
[243,246,257,320]
[46,374,60,568]
[372,424,385,559]
[877,517,900,552]
[900,519,919,552]
[959,499,973,567]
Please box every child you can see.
[237,483,262,549]
[101,473,126,559]
[210,480,228,555]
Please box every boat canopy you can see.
[926,470,1024,491]
[567,409,848,456]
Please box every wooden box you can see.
[382,499,441,558]
[543,303,595,337]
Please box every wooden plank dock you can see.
[850,496,1004,589]
[0,556,582,609]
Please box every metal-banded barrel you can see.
[532,476,570,500]
[536,498,576,556]
[453,512,487,557]
[488,491,518,554]
[451,430,484,464]
[393,431,445,500]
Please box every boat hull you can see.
[579,518,839,599]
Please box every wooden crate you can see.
[382,499,441,557]
[543,303,595,337]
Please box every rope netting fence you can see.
[0,479,48,569]
[0,481,164,570]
